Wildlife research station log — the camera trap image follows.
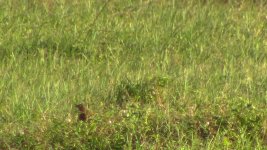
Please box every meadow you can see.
[0,0,267,149]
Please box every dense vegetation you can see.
[0,0,266,149]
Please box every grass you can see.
[0,0,267,149]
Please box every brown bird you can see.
[75,104,92,122]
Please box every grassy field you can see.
[0,0,267,149]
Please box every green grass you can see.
[0,0,267,149]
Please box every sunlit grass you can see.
[0,0,266,149]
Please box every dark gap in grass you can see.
[111,76,169,107]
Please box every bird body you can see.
[75,104,92,122]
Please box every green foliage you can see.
[0,0,267,149]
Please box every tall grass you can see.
[0,0,266,149]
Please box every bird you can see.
[75,104,92,122]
